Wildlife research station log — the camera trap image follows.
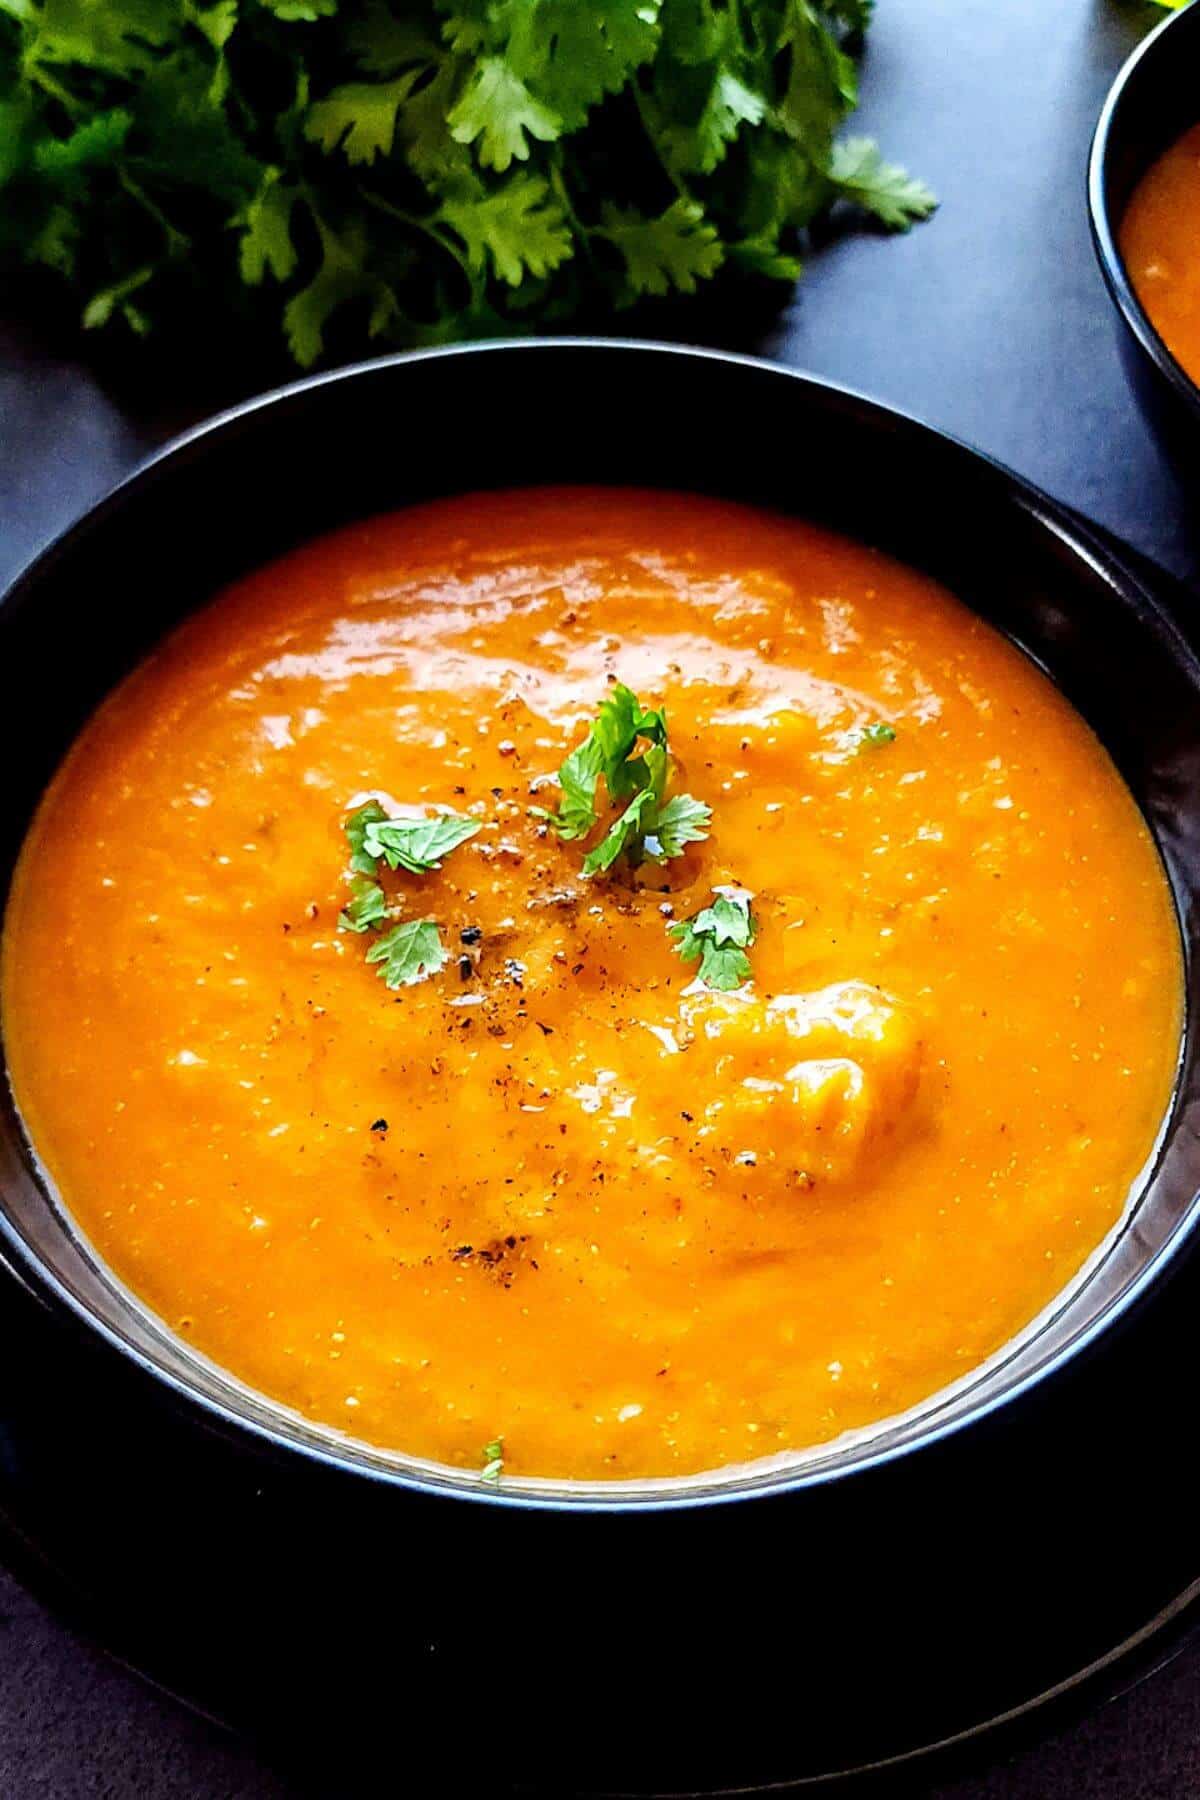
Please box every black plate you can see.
[1090,0,1200,465]
[3,340,1200,1794]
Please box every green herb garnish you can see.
[358,809,480,874]
[536,684,710,875]
[338,802,477,986]
[582,784,659,875]
[670,887,757,991]
[345,800,389,875]
[481,1437,504,1485]
[535,685,667,841]
[648,793,717,860]
[0,1,933,367]
[853,722,897,752]
[365,918,449,988]
[338,874,388,934]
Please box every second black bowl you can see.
[1090,0,1200,465]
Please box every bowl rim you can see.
[1088,0,1200,419]
[2,335,1198,1515]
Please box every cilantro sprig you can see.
[535,684,710,875]
[361,809,480,874]
[536,685,667,842]
[366,918,449,987]
[480,1436,504,1484]
[0,0,933,366]
[670,887,757,991]
[338,873,389,933]
[338,800,476,988]
[346,801,390,876]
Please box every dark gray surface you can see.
[3,0,1200,1792]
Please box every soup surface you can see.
[1,490,1181,1481]
[1121,122,1200,386]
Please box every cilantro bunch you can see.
[0,0,933,367]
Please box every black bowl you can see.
[3,340,1200,1795]
[1090,1,1200,464]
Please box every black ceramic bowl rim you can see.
[1,338,1197,1517]
[1088,1,1200,419]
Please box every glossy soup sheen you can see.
[1121,122,1200,387]
[1,490,1181,1482]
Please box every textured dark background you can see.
[4,0,1200,1793]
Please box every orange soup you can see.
[0,490,1181,1481]
[1121,122,1200,385]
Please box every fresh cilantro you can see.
[32,109,132,175]
[338,802,475,987]
[688,71,768,176]
[238,171,299,286]
[481,1436,504,1484]
[343,803,480,876]
[510,0,661,133]
[305,73,424,166]
[0,0,931,365]
[81,266,153,331]
[535,684,665,840]
[344,800,390,875]
[439,173,573,286]
[582,785,658,877]
[536,685,710,875]
[282,212,397,369]
[338,875,388,934]
[852,721,897,751]
[645,792,714,860]
[344,6,438,77]
[447,56,560,173]
[826,0,875,29]
[361,810,481,874]
[25,203,78,277]
[670,887,757,991]
[828,138,937,231]
[598,198,724,299]
[649,69,767,180]
[365,918,449,988]
[261,0,337,19]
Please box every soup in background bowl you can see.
[1090,0,1200,461]
[1121,125,1200,391]
[1,486,1181,1483]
